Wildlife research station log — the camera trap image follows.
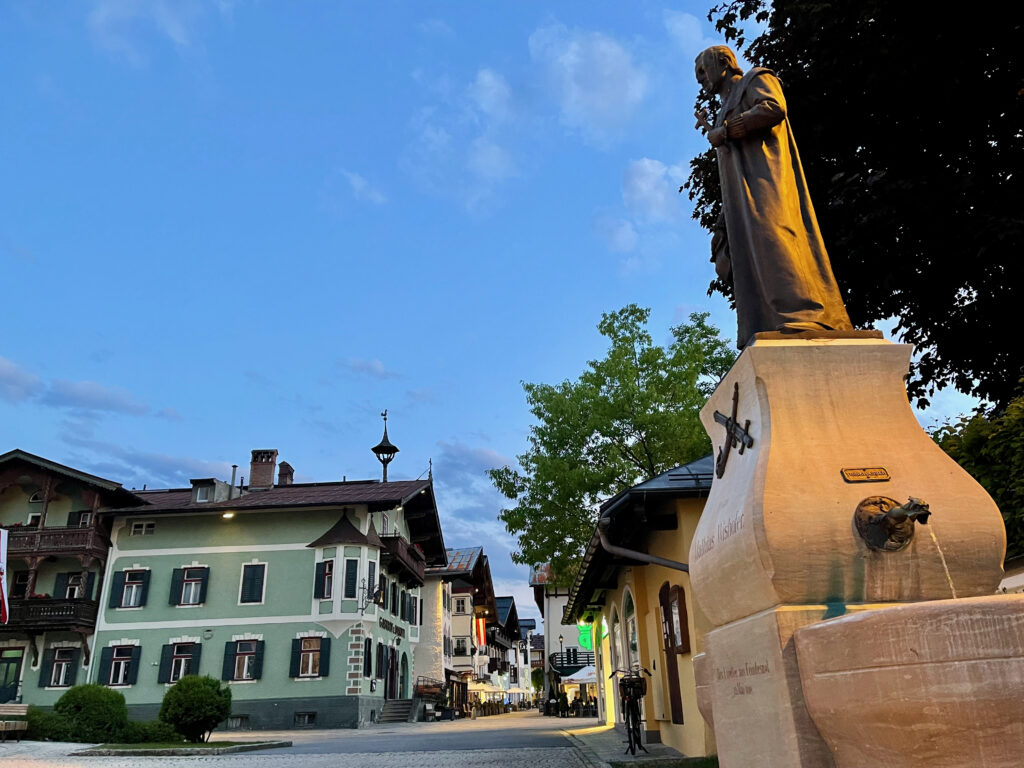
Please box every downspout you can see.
[597,517,689,573]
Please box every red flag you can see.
[474,616,486,648]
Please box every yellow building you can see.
[563,456,716,758]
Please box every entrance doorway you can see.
[400,653,409,699]
[0,648,24,703]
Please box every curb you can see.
[561,729,612,768]
[72,740,292,756]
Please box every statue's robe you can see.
[714,67,852,347]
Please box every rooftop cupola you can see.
[371,410,399,483]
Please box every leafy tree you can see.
[933,393,1024,560]
[159,675,231,743]
[489,305,735,584]
[531,667,545,693]
[685,1,1024,409]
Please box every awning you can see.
[560,664,597,684]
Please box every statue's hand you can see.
[708,126,727,147]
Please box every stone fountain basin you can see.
[793,594,1024,768]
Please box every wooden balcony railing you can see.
[380,534,426,586]
[4,599,99,632]
[4,526,109,562]
[549,650,595,675]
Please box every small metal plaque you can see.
[841,467,890,483]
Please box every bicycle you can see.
[610,665,651,755]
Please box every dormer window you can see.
[196,486,211,503]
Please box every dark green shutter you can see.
[241,564,264,603]
[376,642,384,677]
[344,560,358,599]
[222,641,237,681]
[363,638,372,677]
[38,649,55,687]
[139,571,151,606]
[85,572,96,601]
[53,573,68,600]
[368,562,376,599]
[289,638,301,677]
[314,561,326,599]
[191,643,202,675]
[318,636,331,677]
[158,644,173,683]
[98,647,114,685]
[66,510,80,527]
[197,567,210,603]
[109,572,126,608]
[169,569,184,605]
[127,646,142,685]
[253,641,265,680]
[67,648,80,686]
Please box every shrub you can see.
[122,719,183,744]
[159,675,231,743]
[25,705,72,742]
[53,684,128,743]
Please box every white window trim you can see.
[117,567,150,610]
[237,559,268,606]
[130,520,156,536]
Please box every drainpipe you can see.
[597,517,689,573]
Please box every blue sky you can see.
[0,2,976,620]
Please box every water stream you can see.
[928,526,958,598]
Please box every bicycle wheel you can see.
[624,704,637,755]
[629,700,644,754]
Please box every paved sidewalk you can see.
[562,722,685,767]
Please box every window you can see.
[196,486,211,502]
[455,638,468,656]
[121,571,146,607]
[47,648,78,688]
[610,608,622,672]
[11,572,29,599]
[222,640,263,682]
[378,574,388,609]
[390,582,398,615]
[454,597,466,614]
[239,563,266,604]
[106,646,138,686]
[290,636,331,678]
[169,643,195,682]
[658,582,686,725]
[170,567,209,606]
[315,559,334,599]
[27,512,41,527]
[376,642,385,678]
[399,590,407,621]
[381,513,389,536]
[235,641,257,680]
[74,511,92,528]
[343,559,358,600]
[294,712,316,727]
[624,591,640,668]
[130,521,155,536]
[65,574,84,599]
[300,639,320,676]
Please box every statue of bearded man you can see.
[694,45,853,348]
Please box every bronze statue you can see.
[694,45,853,347]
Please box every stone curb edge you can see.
[560,729,612,768]
[72,740,293,757]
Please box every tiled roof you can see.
[530,633,545,650]
[426,546,482,576]
[123,479,430,513]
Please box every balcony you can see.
[549,650,595,676]
[3,599,99,633]
[380,534,426,587]
[4,525,109,564]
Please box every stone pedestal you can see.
[688,338,1007,768]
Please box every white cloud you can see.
[0,357,44,403]
[622,157,687,223]
[341,170,388,205]
[468,138,516,181]
[529,24,647,147]
[88,0,200,63]
[340,358,403,380]
[593,215,638,254]
[663,10,717,58]
[468,68,512,123]
[42,379,150,415]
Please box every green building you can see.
[88,449,447,729]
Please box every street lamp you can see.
[558,634,564,658]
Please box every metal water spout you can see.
[854,496,931,552]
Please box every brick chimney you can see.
[277,461,294,486]
[249,449,278,490]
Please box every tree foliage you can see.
[934,393,1024,560]
[159,675,231,743]
[531,667,545,693]
[489,305,735,584]
[685,1,1024,409]
[53,684,128,743]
